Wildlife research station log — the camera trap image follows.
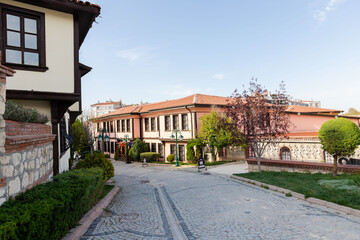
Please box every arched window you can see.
[280,147,291,160]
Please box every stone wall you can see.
[0,63,55,206]
[246,159,360,174]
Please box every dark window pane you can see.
[7,31,20,47]
[6,49,22,64]
[24,52,39,66]
[25,18,37,34]
[7,14,20,31]
[25,34,37,49]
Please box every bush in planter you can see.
[75,152,114,180]
[0,168,105,240]
[4,101,49,124]
[167,154,175,163]
[140,152,160,162]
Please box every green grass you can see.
[234,172,360,210]
[100,184,115,199]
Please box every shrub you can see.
[128,148,133,159]
[0,168,105,240]
[140,152,160,162]
[75,152,114,180]
[167,154,175,163]
[131,138,148,161]
[104,154,110,158]
[114,149,119,160]
[4,101,49,124]
[186,144,196,164]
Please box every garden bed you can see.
[234,172,360,210]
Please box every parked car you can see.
[338,157,360,165]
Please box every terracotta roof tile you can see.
[286,105,342,114]
[95,94,229,119]
[68,0,101,14]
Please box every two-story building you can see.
[1,0,101,174]
[90,101,122,118]
[92,94,227,161]
[93,93,360,164]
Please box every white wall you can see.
[1,0,75,93]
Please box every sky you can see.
[80,0,360,112]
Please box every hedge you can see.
[75,152,114,180]
[167,154,175,163]
[0,168,105,240]
[140,152,160,162]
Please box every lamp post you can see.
[97,128,110,153]
[123,134,131,164]
[170,130,183,167]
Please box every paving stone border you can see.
[230,175,360,218]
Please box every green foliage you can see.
[198,111,244,160]
[71,119,94,158]
[319,118,360,157]
[186,138,203,163]
[4,101,49,124]
[131,138,148,161]
[319,118,360,175]
[236,171,360,210]
[104,154,110,158]
[167,154,175,163]
[0,168,105,240]
[128,148,133,159]
[186,145,196,163]
[345,107,360,115]
[75,152,114,180]
[140,152,160,162]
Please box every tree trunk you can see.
[333,155,338,177]
[256,157,261,172]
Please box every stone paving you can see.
[82,162,360,240]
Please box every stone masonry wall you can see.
[0,63,55,206]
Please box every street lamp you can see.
[123,134,131,164]
[97,128,110,153]
[170,130,183,167]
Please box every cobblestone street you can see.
[82,162,360,240]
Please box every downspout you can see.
[185,106,194,139]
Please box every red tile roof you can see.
[286,105,342,114]
[96,94,229,119]
[91,101,120,107]
[68,0,101,13]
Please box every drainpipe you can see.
[185,106,194,139]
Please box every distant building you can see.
[289,99,321,108]
[90,101,122,118]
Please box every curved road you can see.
[82,162,360,240]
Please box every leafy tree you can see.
[186,138,203,163]
[345,108,360,115]
[71,119,95,161]
[319,118,360,176]
[131,138,148,161]
[198,111,243,161]
[226,79,291,172]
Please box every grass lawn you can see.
[235,172,360,210]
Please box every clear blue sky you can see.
[80,0,360,112]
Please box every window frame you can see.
[150,117,156,131]
[173,115,179,130]
[0,4,47,72]
[181,114,188,130]
[145,118,150,132]
[126,119,130,132]
[165,115,171,131]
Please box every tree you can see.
[198,111,243,161]
[345,108,360,115]
[319,118,360,176]
[71,119,95,161]
[226,79,291,172]
[186,138,203,163]
[131,138,148,161]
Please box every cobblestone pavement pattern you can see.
[82,162,360,240]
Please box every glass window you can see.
[121,120,125,132]
[173,115,179,130]
[117,120,120,132]
[182,114,188,130]
[151,118,156,131]
[158,143,163,157]
[179,145,185,161]
[127,119,130,132]
[170,144,176,155]
[145,118,150,132]
[110,121,114,133]
[280,147,291,161]
[165,116,171,131]
[2,7,45,69]
[151,143,156,153]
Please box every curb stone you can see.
[63,186,120,240]
[230,175,360,218]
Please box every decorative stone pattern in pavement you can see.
[82,173,172,240]
[83,162,360,240]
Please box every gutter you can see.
[185,106,194,139]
